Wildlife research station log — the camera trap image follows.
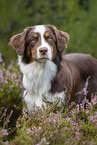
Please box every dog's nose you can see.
[39,47,48,55]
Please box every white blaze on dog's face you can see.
[10,25,69,64]
[33,25,54,61]
[23,25,57,63]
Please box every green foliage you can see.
[0,0,97,65]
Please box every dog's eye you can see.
[31,37,35,42]
[30,37,37,43]
[47,35,53,41]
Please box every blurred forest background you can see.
[0,0,97,66]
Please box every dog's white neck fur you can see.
[19,57,57,95]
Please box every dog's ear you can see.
[57,30,70,53]
[10,27,32,55]
[47,25,70,53]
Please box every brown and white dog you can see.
[10,25,97,111]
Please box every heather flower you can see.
[89,141,95,145]
[41,138,46,142]
[20,85,24,89]
[3,110,13,127]
[13,105,16,108]
[4,141,9,144]
[83,87,88,96]
[0,70,3,83]
[66,117,71,122]
[86,110,89,114]
[7,61,14,70]
[91,96,97,105]
[38,126,42,130]
[27,128,32,134]
[4,79,8,84]
[9,85,13,88]
[40,138,50,145]
[1,128,8,136]
[75,77,89,97]
[11,73,17,80]
[83,77,90,96]
[5,70,10,76]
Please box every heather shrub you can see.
[0,53,23,143]
[10,96,97,145]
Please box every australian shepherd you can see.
[10,25,97,111]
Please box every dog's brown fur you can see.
[51,53,97,104]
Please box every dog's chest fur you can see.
[19,57,65,110]
[19,57,57,94]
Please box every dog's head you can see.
[10,25,70,64]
